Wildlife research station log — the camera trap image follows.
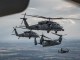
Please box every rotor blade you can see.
[19,25,25,27]
[62,34,67,36]
[51,17,80,20]
[26,15,48,19]
[21,20,24,25]
[43,35,52,40]
[63,37,67,40]
[21,28,26,29]
[12,30,14,33]
[40,32,51,39]
[18,37,20,39]
[22,13,26,15]
[20,18,27,20]
[20,18,23,19]
[12,26,17,33]
[22,13,27,18]
[13,26,17,29]
[26,15,61,19]
[51,32,67,36]
[60,18,80,20]
[15,26,18,28]
[16,26,25,28]
[26,15,80,20]
[13,27,15,29]
[12,27,15,33]
[51,32,60,36]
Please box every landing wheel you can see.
[55,31,57,33]
[29,37,31,39]
[47,30,50,33]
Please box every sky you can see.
[0,0,80,43]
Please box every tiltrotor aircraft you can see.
[12,27,39,39]
[34,33,67,47]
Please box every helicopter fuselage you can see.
[29,23,64,32]
[21,17,64,33]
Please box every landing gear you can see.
[34,38,37,45]
[55,31,57,33]
[29,36,31,39]
[47,30,50,33]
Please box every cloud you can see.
[54,2,76,10]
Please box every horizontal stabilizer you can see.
[11,34,15,35]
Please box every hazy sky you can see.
[0,0,80,43]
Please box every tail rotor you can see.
[20,13,27,25]
[51,32,67,37]
[21,20,24,25]
[12,27,16,33]
[12,26,18,36]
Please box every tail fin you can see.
[21,13,29,28]
[20,18,29,28]
[23,18,29,28]
[13,27,18,36]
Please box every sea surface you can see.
[0,39,80,60]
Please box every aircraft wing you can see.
[0,0,30,17]
[44,39,59,42]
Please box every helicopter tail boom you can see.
[13,27,19,36]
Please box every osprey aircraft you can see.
[34,33,67,47]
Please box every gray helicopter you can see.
[34,33,67,47]
[12,27,39,39]
[25,14,80,33]
[27,15,80,33]
[19,13,64,33]
[19,13,80,33]
[58,48,69,53]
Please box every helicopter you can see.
[19,13,65,33]
[12,27,39,39]
[26,14,80,33]
[34,33,67,47]
[58,48,69,53]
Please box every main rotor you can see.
[25,14,80,21]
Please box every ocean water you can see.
[0,39,80,60]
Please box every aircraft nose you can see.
[62,29,64,31]
[59,26,64,31]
